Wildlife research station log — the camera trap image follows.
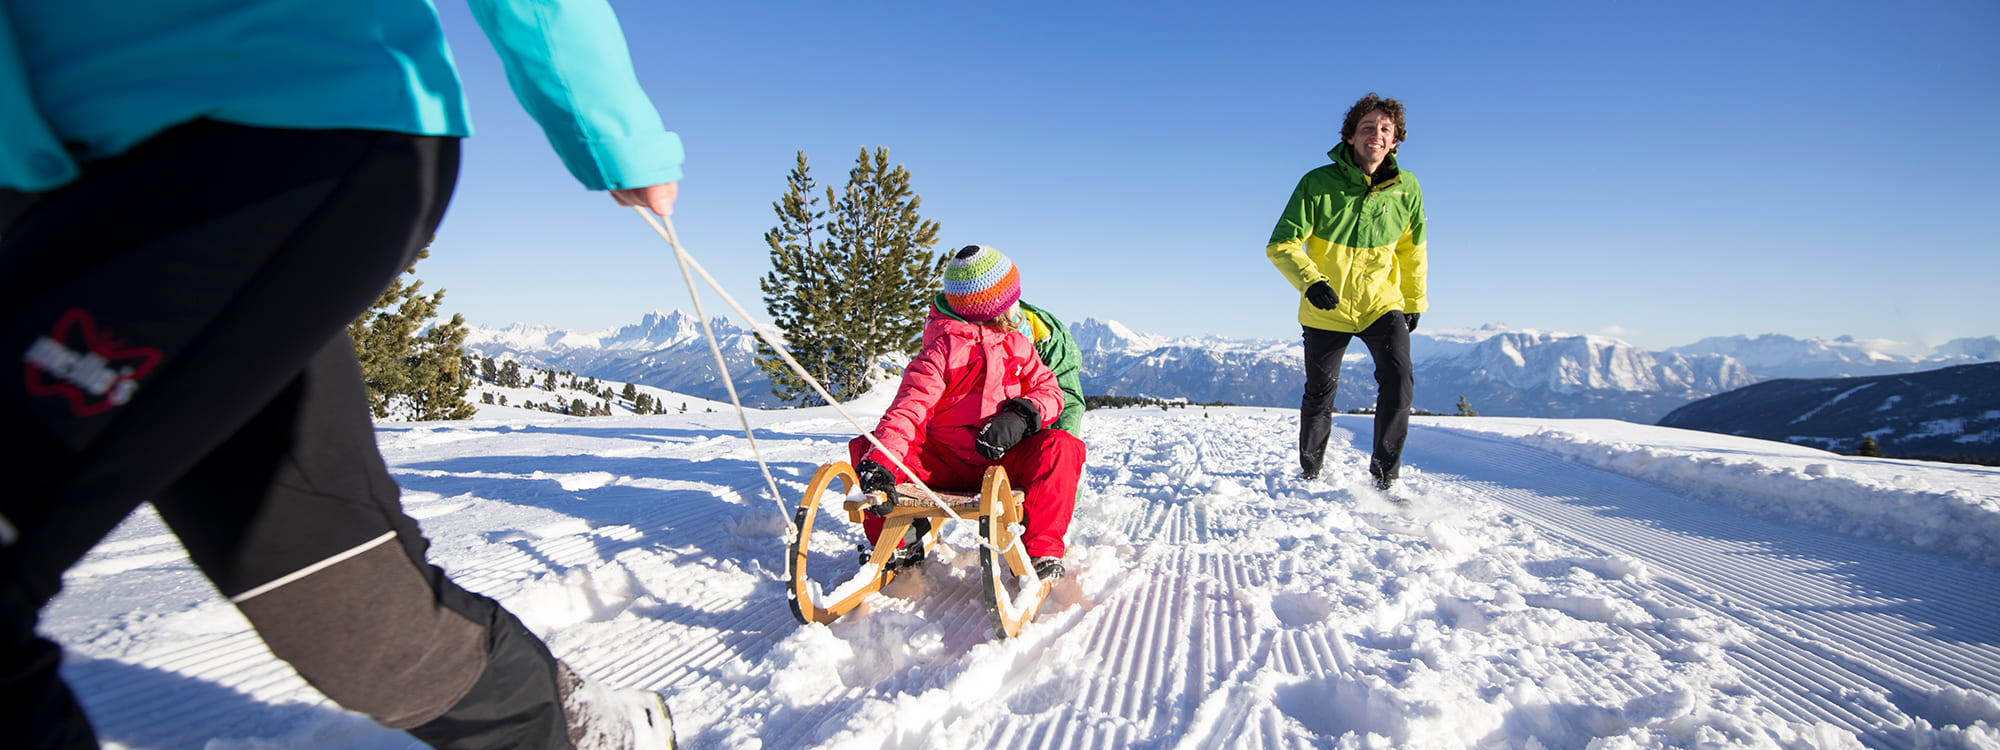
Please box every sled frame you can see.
[785,461,1054,638]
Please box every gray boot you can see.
[557,661,677,750]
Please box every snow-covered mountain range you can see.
[464,311,781,407]
[463,312,1999,423]
[1668,333,2000,379]
[1073,320,1760,422]
[1660,361,2000,461]
[1058,321,1996,422]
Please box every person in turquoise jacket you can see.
[1,2,680,748]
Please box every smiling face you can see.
[1346,109,1399,173]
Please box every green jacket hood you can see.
[1327,142,1403,190]
[931,293,969,323]
[930,294,1085,432]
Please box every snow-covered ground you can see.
[42,396,2000,748]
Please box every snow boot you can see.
[1369,458,1399,493]
[1031,556,1065,581]
[857,542,928,572]
[558,661,678,750]
[857,518,930,572]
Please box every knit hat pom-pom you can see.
[942,245,1022,322]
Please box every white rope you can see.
[637,210,792,535]
[629,208,1003,544]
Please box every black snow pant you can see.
[0,120,574,750]
[1298,312,1414,483]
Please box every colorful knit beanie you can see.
[942,245,1021,322]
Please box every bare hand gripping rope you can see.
[629,208,1020,558]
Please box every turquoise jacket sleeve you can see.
[0,11,78,191]
[467,0,684,190]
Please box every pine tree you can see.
[498,360,522,388]
[756,151,835,405]
[1456,396,1479,417]
[829,147,944,382]
[406,311,477,421]
[757,148,943,405]
[1859,435,1882,457]
[346,243,476,421]
[623,382,639,402]
[480,357,498,383]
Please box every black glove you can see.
[855,459,896,495]
[976,398,1041,460]
[1405,312,1421,332]
[1305,281,1339,311]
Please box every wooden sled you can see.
[785,461,1055,638]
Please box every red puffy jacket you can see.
[865,304,1064,476]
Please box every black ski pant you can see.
[1298,312,1414,482]
[0,120,573,750]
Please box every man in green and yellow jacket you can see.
[1265,93,1426,491]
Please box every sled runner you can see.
[785,461,1055,638]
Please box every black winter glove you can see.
[1405,312,1421,332]
[1305,281,1339,311]
[976,398,1041,460]
[855,459,896,496]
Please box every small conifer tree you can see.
[1858,435,1882,457]
[758,148,943,405]
[346,243,476,421]
[1456,396,1479,417]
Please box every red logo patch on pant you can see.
[21,308,162,417]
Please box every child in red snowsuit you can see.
[849,245,1086,578]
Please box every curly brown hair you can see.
[1340,93,1407,143]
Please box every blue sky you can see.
[421,0,1998,352]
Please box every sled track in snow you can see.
[1411,427,2000,747]
[947,548,1268,749]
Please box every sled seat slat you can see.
[839,483,1024,522]
[888,482,1021,507]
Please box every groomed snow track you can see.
[1413,427,2000,747]
[48,411,2000,748]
